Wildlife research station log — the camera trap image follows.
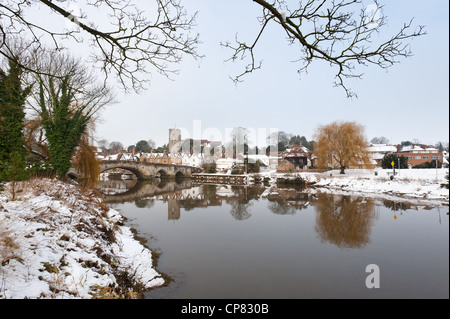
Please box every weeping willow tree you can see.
[313,120,372,174]
[34,53,114,179]
[73,134,100,186]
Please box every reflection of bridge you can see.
[68,160,195,180]
[101,179,195,203]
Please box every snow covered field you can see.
[264,168,449,204]
[0,178,164,299]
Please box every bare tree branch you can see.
[1,1,426,97]
[0,0,202,93]
[223,0,426,98]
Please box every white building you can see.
[368,144,397,166]
[181,153,205,168]
[215,158,243,173]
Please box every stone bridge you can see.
[68,160,195,180]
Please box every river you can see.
[99,179,449,299]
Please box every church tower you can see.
[169,128,181,153]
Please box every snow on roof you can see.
[285,146,309,153]
[216,157,243,163]
[371,153,386,160]
[400,145,422,152]
[103,153,121,161]
[247,154,270,165]
[368,144,397,153]
[399,145,439,153]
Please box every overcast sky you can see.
[91,0,449,148]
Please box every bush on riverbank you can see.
[276,176,306,188]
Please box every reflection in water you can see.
[134,198,155,209]
[314,193,378,249]
[99,179,316,221]
[227,186,265,220]
[98,180,379,230]
[99,180,448,298]
[267,189,310,215]
[99,179,138,195]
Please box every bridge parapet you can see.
[69,160,194,180]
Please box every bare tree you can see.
[370,136,390,144]
[97,138,109,153]
[16,49,115,177]
[222,0,426,98]
[1,1,425,97]
[26,50,116,125]
[0,0,201,93]
[109,141,124,153]
[147,139,157,150]
[20,48,113,164]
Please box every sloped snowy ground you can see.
[0,178,164,299]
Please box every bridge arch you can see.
[155,169,168,178]
[100,165,144,179]
[67,172,80,180]
[175,171,185,178]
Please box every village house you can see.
[246,154,271,172]
[140,151,172,165]
[267,151,281,171]
[215,157,243,173]
[368,143,398,167]
[277,145,315,172]
[180,153,205,168]
[139,151,206,168]
[99,151,140,162]
[395,144,444,167]
[119,152,140,161]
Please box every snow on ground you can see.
[255,168,449,204]
[0,178,164,299]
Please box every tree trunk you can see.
[340,166,346,174]
[11,180,16,200]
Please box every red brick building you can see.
[396,145,443,167]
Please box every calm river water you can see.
[100,179,449,299]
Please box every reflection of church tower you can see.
[169,128,181,153]
[168,199,180,220]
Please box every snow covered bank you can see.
[254,168,449,204]
[309,168,448,201]
[0,178,164,299]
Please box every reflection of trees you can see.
[230,186,265,201]
[267,198,296,215]
[267,190,310,215]
[314,193,378,249]
[382,200,411,212]
[134,198,155,208]
[381,200,436,212]
[230,201,252,220]
[203,185,221,206]
[227,186,265,221]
